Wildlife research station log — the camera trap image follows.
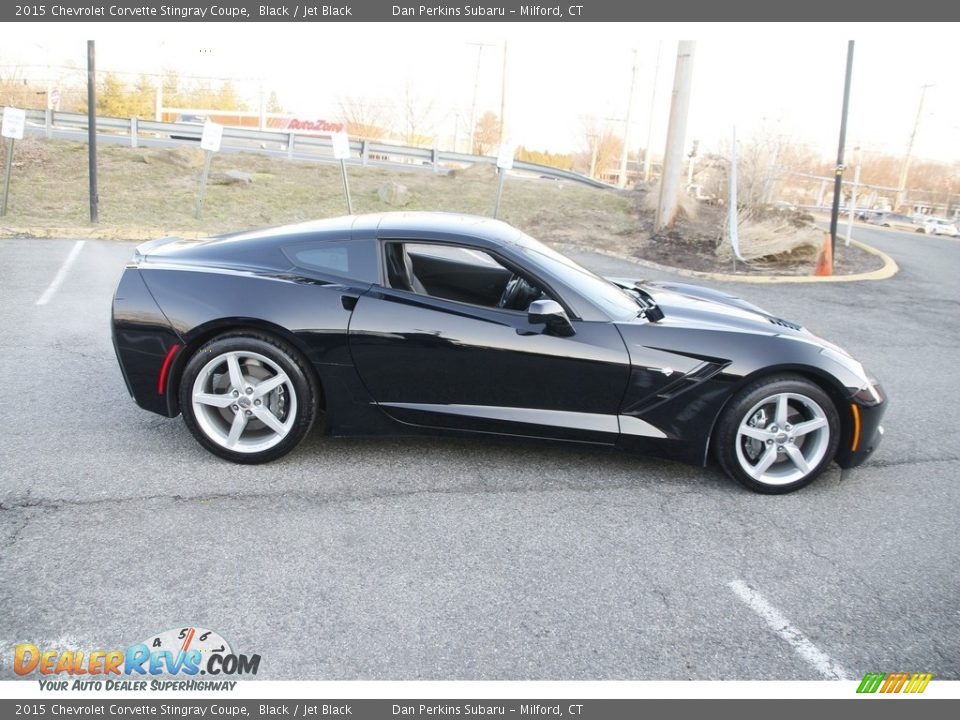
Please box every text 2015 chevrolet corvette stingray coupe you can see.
[112,212,886,493]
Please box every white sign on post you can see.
[331,132,351,160]
[200,120,223,152]
[496,141,516,171]
[2,107,26,140]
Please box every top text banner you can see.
[3,1,954,22]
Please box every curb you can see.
[0,226,207,241]
[3,225,899,284]
[557,239,898,284]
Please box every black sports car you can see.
[111,212,886,493]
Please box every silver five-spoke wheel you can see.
[715,374,840,493]
[179,334,318,463]
[191,350,298,453]
[735,392,829,485]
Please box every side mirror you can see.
[528,299,575,337]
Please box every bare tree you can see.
[472,111,500,155]
[0,65,46,109]
[338,95,393,141]
[577,119,623,180]
[402,81,436,147]
[266,90,283,113]
[728,130,821,210]
[735,130,960,213]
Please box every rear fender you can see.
[112,269,183,417]
[164,318,319,417]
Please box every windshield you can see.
[513,233,641,321]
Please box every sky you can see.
[4,22,960,163]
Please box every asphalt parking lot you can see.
[0,226,957,681]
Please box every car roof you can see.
[202,211,511,240]
[140,213,526,267]
[207,212,523,251]
[367,212,523,245]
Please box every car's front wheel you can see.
[178,333,318,463]
[714,374,839,493]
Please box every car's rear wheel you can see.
[714,375,839,494]
[179,333,318,463]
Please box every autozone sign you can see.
[285,118,344,133]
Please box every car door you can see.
[347,240,632,444]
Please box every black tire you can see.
[714,374,840,494]
[178,332,319,464]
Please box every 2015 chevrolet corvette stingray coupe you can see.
[112,212,886,493]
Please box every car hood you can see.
[607,277,814,339]
[607,278,875,391]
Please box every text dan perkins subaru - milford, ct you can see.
[111,213,886,494]
[391,5,582,17]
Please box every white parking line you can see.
[36,240,85,306]
[728,579,851,680]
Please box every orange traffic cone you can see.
[814,233,833,276]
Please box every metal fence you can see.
[7,108,611,191]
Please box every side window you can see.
[385,241,547,312]
[282,239,378,283]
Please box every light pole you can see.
[845,146,862,246]
[828,40,855,265]
[587,131,599,179]
[86,40,98,224]
[642,40,662,183]
[617,50,638,190]
[154,40,170,122]
[466,42,494,155]
[31,43,53,110]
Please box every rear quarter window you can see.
[282,239,378,283]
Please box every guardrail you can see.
[7,108,612,191]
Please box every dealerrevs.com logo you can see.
[14,627,260,691]
[856,672,933,694]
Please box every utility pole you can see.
[687,139,699,187]
[617,50,638,190]
[258,82,266,131]
[642,41,662,183]
[895,83,933,212]
[499,41,508,144]
[466,42,493,155]
[86,40,98,224]
[588,132,599,179]
[655,41,695,232]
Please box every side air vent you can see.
[621,360,730,416]
[769,317,802,331]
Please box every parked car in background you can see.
[919,217,960,236]
[170,113,206,141]
[686,184,717,203]
[866,212,923,232]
